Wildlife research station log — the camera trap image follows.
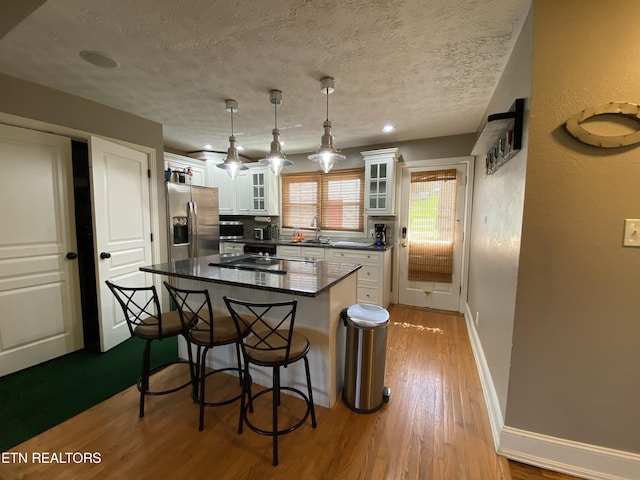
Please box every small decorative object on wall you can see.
[472,98,524,175]
[564,101,640,148]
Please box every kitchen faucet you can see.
[311,216,321,242]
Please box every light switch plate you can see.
[623,219,640,247]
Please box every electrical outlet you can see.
[623,219,640,247]
[369,229,374,238]
[475,311,480,326]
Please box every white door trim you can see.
[0,113,160,267]
[0,113,162,329]
[392,156,474,312]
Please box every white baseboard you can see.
[463,303,504,448]
[500,427,640,480]
[462,303,640,480]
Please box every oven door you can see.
[243,244,277,256]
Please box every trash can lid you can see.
[346,303,389,328]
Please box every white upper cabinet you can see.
[362,147,400,216]
[249,166,279,215]
[193,152,279,216]
[164,152,206,186]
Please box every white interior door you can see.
[90,136,153,351]
[398,163,467,311]
[0,123,83,375]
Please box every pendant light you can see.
[259,90,292,176]
[308,76,345,173]
[216,99,247,179]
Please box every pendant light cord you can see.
[325,87,330,121]
[274,102,278,129]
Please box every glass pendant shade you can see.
[260,90,292,176]
[216,99,247,179]
[308,77,344,172]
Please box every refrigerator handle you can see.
[188,201,198,257]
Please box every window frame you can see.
[281,167,365,233]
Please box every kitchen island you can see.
[140,254,360,408]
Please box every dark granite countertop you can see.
[224,238,393,251]
[140,254,361,297]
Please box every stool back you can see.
[163,283,217,344]
[223,297,298,366]
[105,281,166,339]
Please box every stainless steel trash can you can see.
[342,304,391,413]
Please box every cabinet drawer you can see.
[221,242,245,254]
[357,286,381,305]
[327,248,381,265]
[302,247,325,260]
[357,264,380,283]
[277,245,302,258]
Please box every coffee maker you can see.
[374,224,387,246]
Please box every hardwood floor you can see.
[0,305,578,480]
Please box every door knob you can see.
[100,252,111,259]
[66,252,78,260]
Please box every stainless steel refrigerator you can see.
[166,183,220,262]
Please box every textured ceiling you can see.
[0,0,530,159]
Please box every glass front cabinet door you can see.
[249,166,280,215]
[251,170,266,212]
[362,148,399,215]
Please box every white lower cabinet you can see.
[219,241,245,254]
[326,248,392,307]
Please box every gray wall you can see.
[506,0,640,453]
[0,72,168,260]
[285,134,476,172]
[466,6,533,418]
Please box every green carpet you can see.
[0,336,178,451]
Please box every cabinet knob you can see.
[66,252,78,260]
[100,252,111,259]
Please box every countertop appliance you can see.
[254,227,267,240]
[166,182,220,262]
[374,224,387,246]
[220,220,244,240]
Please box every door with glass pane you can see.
[398,164,466,311]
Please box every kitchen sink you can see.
[303,239,331,244]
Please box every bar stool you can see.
[105,281,195,418]
[223,296,317,466]
[164,282,250,431]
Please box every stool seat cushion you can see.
[134,311,183,339]
[190,314,249,346]
[245,331,309,364]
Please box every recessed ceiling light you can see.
[236,145,245,151]
[204,144,212,150]
[382,125,395,133]
[79,50,119,69]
